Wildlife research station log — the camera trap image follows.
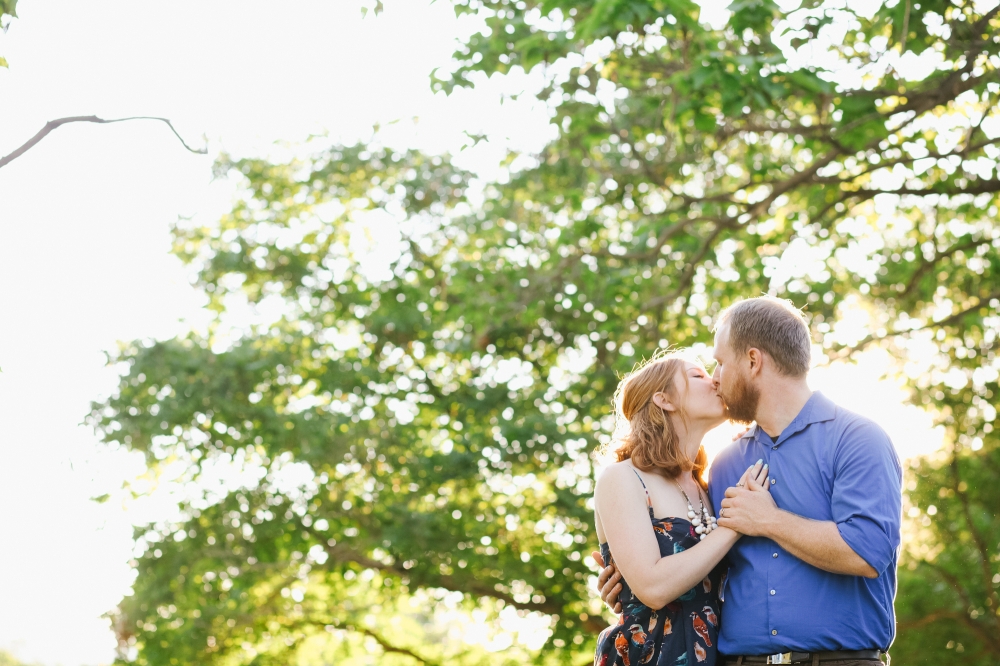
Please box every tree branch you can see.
[899,235,998,300]
[924,562,989,633]
[645,220,731,310]
[354,626,443,666]
[949,454,1000,629]
[0,115,207,170]
[859,179,1000,197]
[897,609,964,631]
[900,0,912,54]
[309,523,610,631]
[592,214,725,261]
[826,289,1000,361]
[278,616,443,665]
[925,290,1000,330]
[925,561,1000,652]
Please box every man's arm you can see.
[773,514,877,577]
[719,420,901,578]
[718,487,876,577]
[591,551,622,613]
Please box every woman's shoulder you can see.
[594,459,641,493]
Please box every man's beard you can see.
[722,369,760,425]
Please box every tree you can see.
[92,0,1000,663]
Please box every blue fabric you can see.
[707,392,902,655]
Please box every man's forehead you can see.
[713,324,729,353]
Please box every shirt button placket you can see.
[765,452,778,647]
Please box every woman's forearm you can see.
[629,527,739,609]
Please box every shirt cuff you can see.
[837,517,894,575]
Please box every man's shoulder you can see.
[709,433,753,484]
[813,394,892,442]
[820,398,900,469]
[828,402,892,442]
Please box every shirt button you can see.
[770,589,776,595]
[773,553,778,558]
[772,446,778,450]
[770,478,776,485]
[772,630,778,635]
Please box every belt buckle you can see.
[767,654,792,665]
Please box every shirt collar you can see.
[751,391,837,447]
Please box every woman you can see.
[593,351,768,666]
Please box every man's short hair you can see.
[715,296,811,376]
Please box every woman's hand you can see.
[737,459,770,491]
[718,460,780,537]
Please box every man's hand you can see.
[717,462,777,537]
[591,551,622,613]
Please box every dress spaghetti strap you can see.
[629,467,655,519]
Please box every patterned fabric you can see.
[595,470,725,666]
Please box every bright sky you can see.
[0,2,941,664]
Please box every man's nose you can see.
[711,366,720,386]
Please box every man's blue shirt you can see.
[707,392,902,655]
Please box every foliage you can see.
[892,331,1000,664]
[0,0,17,68]
[93,0,1000,663]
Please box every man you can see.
[595,296,902,665]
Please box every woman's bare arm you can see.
[593,463,766,609]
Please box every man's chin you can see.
[721,401,753,425]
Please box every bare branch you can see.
[0,115,207,170]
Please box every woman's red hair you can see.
[610,350,708,489]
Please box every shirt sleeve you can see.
[708,462,725,516]
[832,419,903,575]
[707,443,741,515]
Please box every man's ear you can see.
[747,348,765,377]
[651,392,676,412]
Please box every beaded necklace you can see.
[673,479,717,540]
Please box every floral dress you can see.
[595,470,725,666]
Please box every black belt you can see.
[727,650,882,664]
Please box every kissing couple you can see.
[590,296,901,666]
